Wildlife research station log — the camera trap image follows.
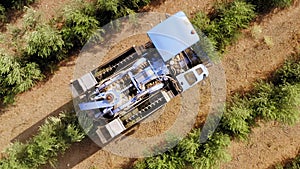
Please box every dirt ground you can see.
[1,0,300,169]
[221,1,300,168]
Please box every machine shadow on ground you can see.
[11,100,103,169]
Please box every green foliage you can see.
[250,81,300,124]
[134,130,230,169]
[177,130,201,163]
[222,57,300,140]
[133,160,148,169]
[61,3,100,48]
[221,95,253,139]
[0,142,28,169]
[144,150,185,169]
[191,12,210,32]
[97,0,119,14]
[192,1,256,52]
[0,0,151,106]
[0,0,36,26]
[0,112,85,169]
[246,0,293,13]
[96,0,151,24]
[250,82,278,119]
[271,84,300,124]
[66,124,86,142]
[0,4,6,23]
[22,7,41,30]
[192,132,231,169]
[208,1,256,51]
[25,24,64,60]
[274,59,300,85]
[0,52,43,104]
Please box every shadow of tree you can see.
[11,100,102,169]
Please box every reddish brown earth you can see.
[0,0,300,169]
[221,1,300,168]
[222,121,300,169]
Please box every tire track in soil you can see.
[0,0,300,169]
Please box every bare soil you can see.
[221,1,300,168]
[222,121,300,169]
[0,0,300,169]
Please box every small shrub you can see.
[192,1,256,52]
[264,36,274,48]
[95,0,150,24]
[272,84,300,124]
[208,1,256,51]
[97,0,119,14]
[191,11,211,34]
[273,58,300,85]
[22,7,41,30]
[143,150,185,169]
[0,0,36,27]
[25,24,64,66]
[250,80,300,125]
[221,95,253,139]
[136,130,230,169]
[251,25,262,39]
[177,129,201,163]
[133,160,147,169]
[0,52,43,104]
[60,4,99,49]
[0,142,28,169]
[250,82,278,119]
[192,132,231,169]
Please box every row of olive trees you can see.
[133,131,231,169]
[1,0,152,105]
[0,112,85,169]
[221,55,300,139]
[191,0,295,53]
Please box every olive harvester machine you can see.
[70,11,210,144]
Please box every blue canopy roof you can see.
[147,11,199,62]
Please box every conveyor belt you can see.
[94,52,141,81]
[120,91,167,128]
